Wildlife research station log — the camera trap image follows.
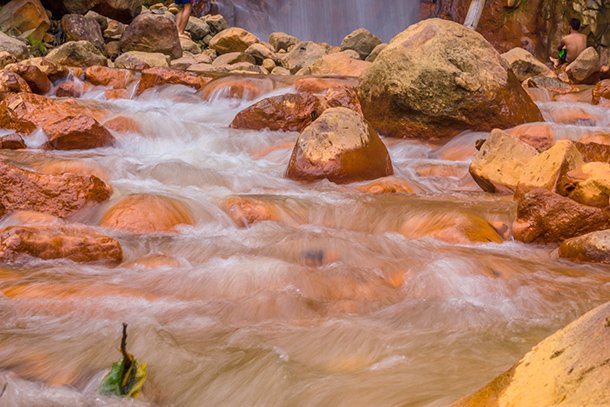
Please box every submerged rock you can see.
[0,225,123,265]
[452,301,610,406]
[358,19,542,142]
[0,161,112,218]
[286,107,393,183]
[100,193,194,233]
[512,189,610,243]
[221,196,281,227]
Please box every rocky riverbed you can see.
[0,1,609,406]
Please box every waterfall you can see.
[214,0,422,44]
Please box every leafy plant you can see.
[99,323,147,398]
[27,35,47,56]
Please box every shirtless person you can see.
[557,18,587,64]
[175,0,193,39]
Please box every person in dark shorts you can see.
[175,0,193,39]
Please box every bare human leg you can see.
[178,4,192,36]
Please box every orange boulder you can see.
[0,161,112,218]
[0,225,123,265]
[592,79,610,105]
[100,194,195,233]
[84,65,137,89]
[286,107,393,183]
[230,92,323,132]
[512,189,610,243]
[507,123,555,151]
[103,115,142,135]
[0,70,31,95]
[0,133,27,149]
[136,67,211,94]
[5,63,52,94]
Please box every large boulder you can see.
[0,225,122,265]
[0,0,50,42]
[11,57,68,81]
[186,17,210,41]
[0,32,28,60]
[120,13,182,59]
[0,161,112,218]
[84,65,136,89]
[286,107,393,183]
[469,129,538,193]
[268,31,299,52]
[340,28,382,60]
[114,50,169,69]
[100,194,194,233]
[281,41,328,74]
[230,93,322,132]
[500,47,554,82]
[566,47,600,84]
[0,93,115,149]
[452,301,610,407]
[61,14,105,52]
[46,41,107,67]
[358,19,543,142]
[512,189,610,243]
[209,27,259,54]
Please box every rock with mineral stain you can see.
[512,188,610,243]
[0,225,123,265]
[286,107,393,183]
[559,229,610,264]
[0,161,112,218]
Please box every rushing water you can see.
[214,0,421,44]
[0,77,609,406]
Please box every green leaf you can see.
[100,323,147,398]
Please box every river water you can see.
[0,77,609,406]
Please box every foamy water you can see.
[0,79,609,406]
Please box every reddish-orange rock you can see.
[357,177,415,194]
[3,210,63,226]
[512,189,610,243]
[103,115,142,134]
[84,65,137,89]
[559,230,610,264]
[5,64,51,94]
[0,93,114,149]
[104,88,130,99]
[0,225,122,265]
[294,77,359,94]
[42,114,116,150]
[507,123,554,152]
[320,86,362,114]
[547,106,597,126]
[230,92,323,132]
[221,196,281,227]
[34,159,109,181]
[124,253,182,269]
[100,194,195,233]
[0,161,112,218]
[199,76,282,101]
[0,70,31,95]
[592,80,610,105]
[11,58,69,81]
[55,80,94,97]
[575,141,610,163]
[136,67,211,94]
[286,107,394,183]
[0,133,27,149]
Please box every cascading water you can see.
[215,0,422,44]
[0,74,609,406]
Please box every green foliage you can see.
[100,323,147,398]
[27,35,47,57]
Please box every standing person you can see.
[557,18,587,64]
[175,0,193,39]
